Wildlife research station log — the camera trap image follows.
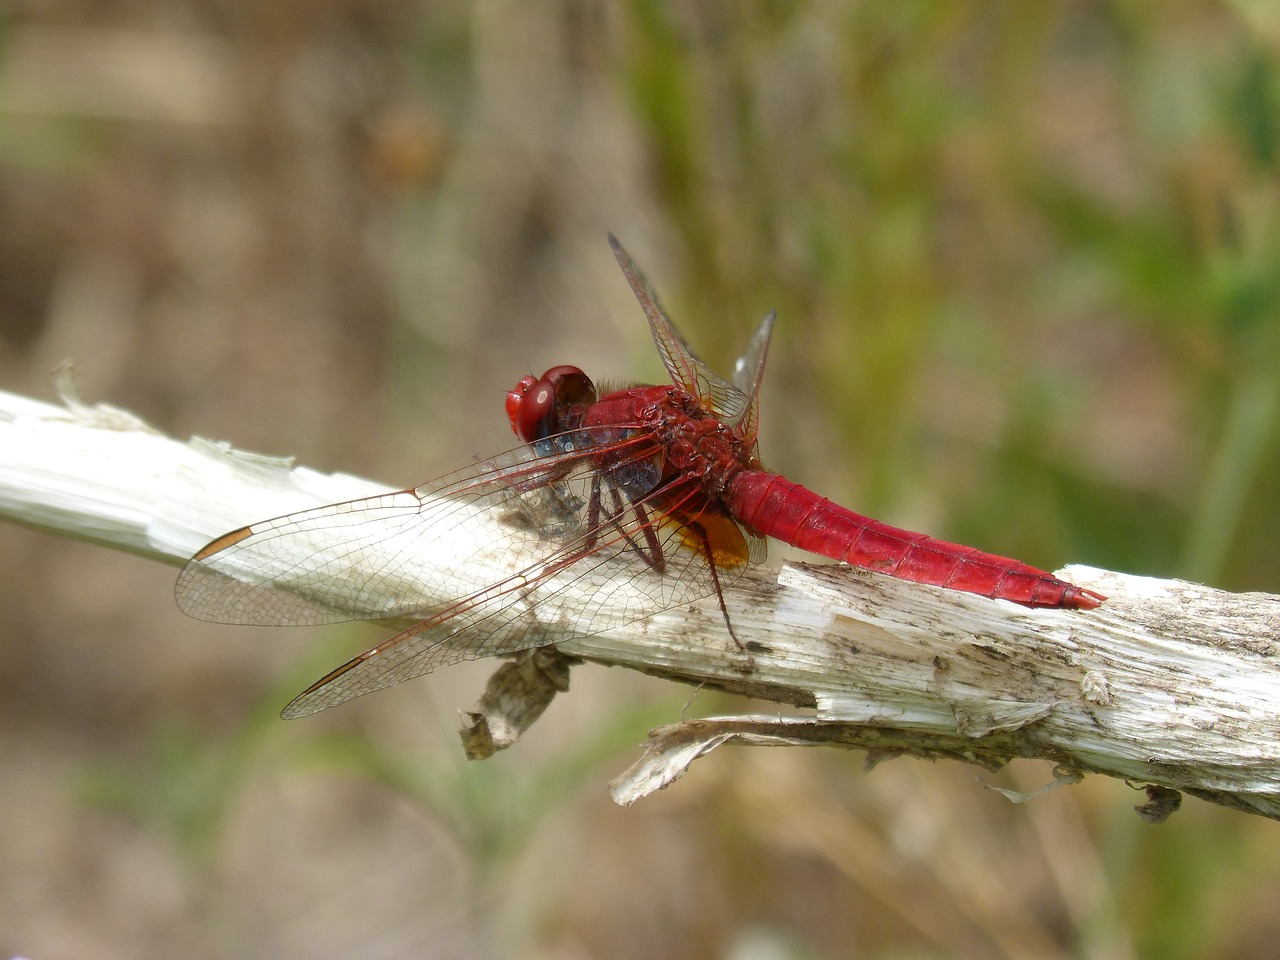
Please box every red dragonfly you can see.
[177,236,1103,718]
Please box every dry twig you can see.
[2,377,1276,818]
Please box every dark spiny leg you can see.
[598,480,748,660]
[685,518,746,652]
[600,485,668,571]
[583,472,603,549]
[620,493,666,570]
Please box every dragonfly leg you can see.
[615,493,667,571]
[587,482,668,572]
[685,517,747,653]
[594,476,752,663]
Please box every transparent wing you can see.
[176,427,753,716]
[731,310,775,443]
[279,482,750,717]
[608,233,765,428]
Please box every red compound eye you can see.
[505,366,595,443]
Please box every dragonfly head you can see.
[506,365,598,443]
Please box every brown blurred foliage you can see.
[4,2,1280,959]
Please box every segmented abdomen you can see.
[726,471,1103,609]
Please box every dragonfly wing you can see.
[607,234,755,425]
[176,434,647,626]
[176,487,446,625]
[731,310,775,439]
[280,468,755,716]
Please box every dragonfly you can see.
[177,235,1104,719]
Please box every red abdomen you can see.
[726,471,1103,610]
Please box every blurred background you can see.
[3,2,1280,958]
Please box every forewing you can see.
[177,435,637,626]
[178,489,442,625]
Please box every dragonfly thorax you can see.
[587,384,759,500]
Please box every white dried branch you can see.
[2,380,1278,820]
